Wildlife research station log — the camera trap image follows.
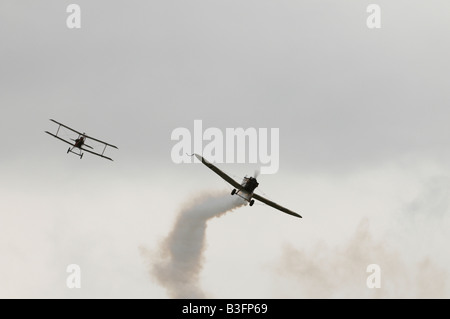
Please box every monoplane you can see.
[193,154,301,218]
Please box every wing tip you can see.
[192,153,205,163]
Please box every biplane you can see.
[45,119,118,161]
[193,154,301,218]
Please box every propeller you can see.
[253,168,260,179]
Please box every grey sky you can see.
[1,1,450,298]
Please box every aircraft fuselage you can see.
[74,136,86,149]
[232,176,260,205]
[241,176,259,194]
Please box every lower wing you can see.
[46,131,113,161]
[45,131,75,147]
[80,147,114,161]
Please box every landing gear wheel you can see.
[80,153,84,159]
[250,200,255,206]
[67,148,70,154]
[231,189,236,195]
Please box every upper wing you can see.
[50,119,83,136]
[50,119,118,149]
[194,154,242,190]
[252,193,302,218]
[45,131,76,147]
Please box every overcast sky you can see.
[1,1,450,298]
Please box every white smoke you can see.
[145,191,245,298]
[276,218,448,298]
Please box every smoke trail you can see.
[148,192,245,298]
[276,218,448,298]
